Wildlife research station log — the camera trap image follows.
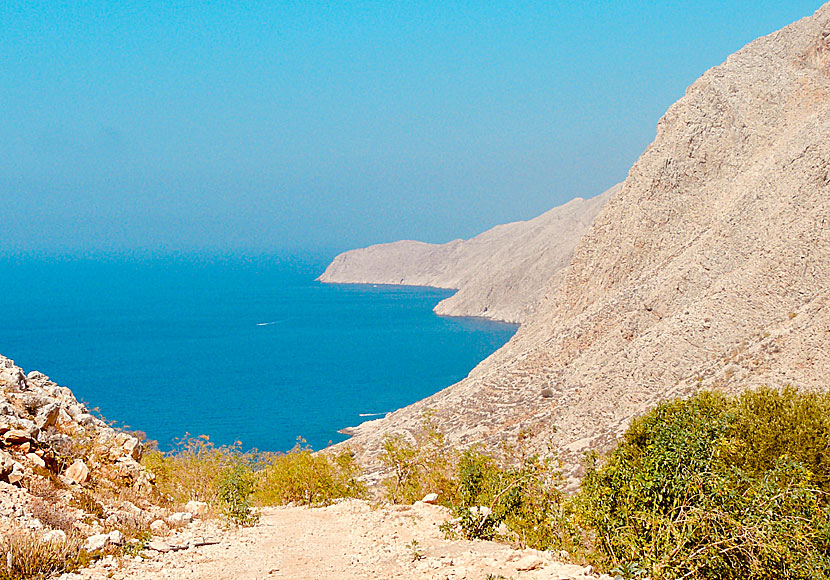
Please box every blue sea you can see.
[0,254,516,452]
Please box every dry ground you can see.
[59,500,607,580]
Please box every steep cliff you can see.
[319,186,617,324]
[338,3,830,482]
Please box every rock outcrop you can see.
[319,186,617,323]
[0,355,160,541]
[336,2,830,481]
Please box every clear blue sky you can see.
[1,1,822,257]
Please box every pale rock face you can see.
[319,185,618,324]
[337,2,830,477]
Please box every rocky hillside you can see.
[319,185,617,323]
[337,3,830,483]
[0,355,204,557]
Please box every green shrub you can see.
[379,413,457,504]
[217,463,260,526]
[255,441,366,506]
[576,387,830,580]
[451,448,567,549]
[141,434,242,507]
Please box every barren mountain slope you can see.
[339,3,830,481]
[319,186,617,323]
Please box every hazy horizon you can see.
[2,1,822,258]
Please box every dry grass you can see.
[0,530,89,580]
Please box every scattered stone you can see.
[150,519,170,535]
[147,539,172,553]
[0,450,14,477]
[84,533,110,552]
[185,500,208,517]
[8,462,25,484]
[65,459,90,484]
[108,530,125,545]
[421,493,439,504]
[35,403,60,430]
[3,429,31,445]
[168,511,193,526]
[515,554,544,571]
[26,452,46,468]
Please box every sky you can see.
[0,1,823,258]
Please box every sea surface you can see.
[0,254,517,452]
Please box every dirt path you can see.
[61,500,609,580]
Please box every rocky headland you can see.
[328,2,830,484]
[320,185,617,324]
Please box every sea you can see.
[0,254,517,453]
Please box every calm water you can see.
[0,254,516,452]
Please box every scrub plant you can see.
[576,387,830,580]
[255,440,366,506]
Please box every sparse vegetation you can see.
[141,435,366,525]
[217,462,260,526]
[379,412,457,504]
[134,388,830,578]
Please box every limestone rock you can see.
[3,429,31,445]
[168,512,193,526]
[65,459,90,485]
[7,462,25,484]
[421,493,438,504]
[25,453,46,469]
[0,451,13,477]
[84,533,110,552]
[515,554,544,571]
[147,539,172,553]
[185,500,208,517]
[150,519,170,535]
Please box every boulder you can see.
[25,453,46,469]
[8,462,25,484]
[515,554,544,571]
[35,403,60,430]
[3,429,31,445]
[84,533,110,552]
[65,459,90,485]
[0,450,14,477]
[168,512,193,526]
[185,500,208,517]
[421,493,439,504]
[147,539,172,553]
[149,519,169,535]
[107,530,124,545]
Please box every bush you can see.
[0,531,89,580]
[379,412,457,504]
[141,434,241,507]
[217,463,260,526]
[576,387,830,580]
[451,448,568,549]
[256,441,365,506]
